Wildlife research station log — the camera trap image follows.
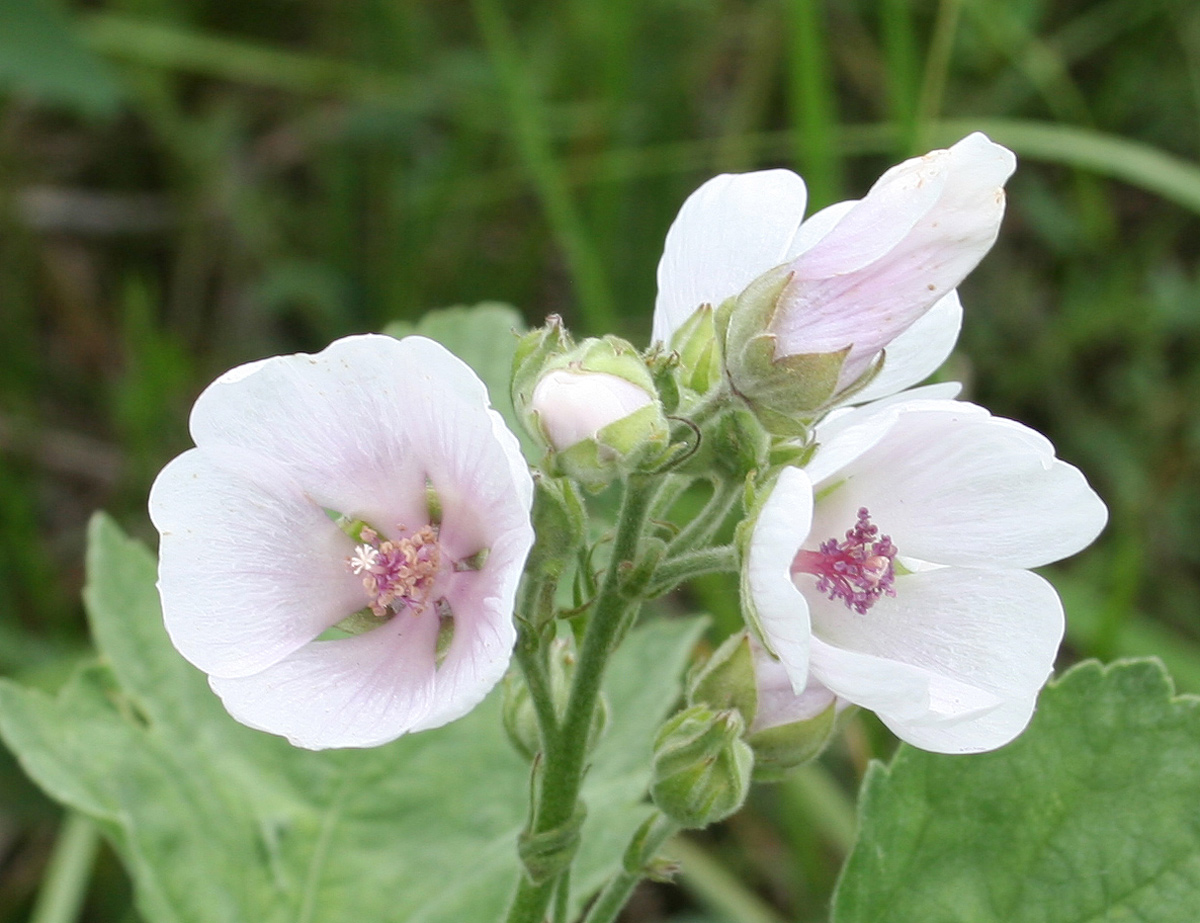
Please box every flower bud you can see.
[532,369,655,452]
[520,337,669,488]
[718,268,862,436]
[501,636,607,759]
[745,641,838,781]
[670,302,721,395]
[718,134,1015,435]
[650,705,753,828]
[525,473,588,585]
[501,670,542,761]
[687,632,758,725]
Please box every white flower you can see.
[745,398,1107,753]
[653,133,1014,402]
[148,334,534,750]
[530,368,655,451]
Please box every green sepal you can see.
[646,345,683,415]
[747,699,839,782]
[720,264,885,434]
[518,802,588,884]
[671,404,769,480]
[687,632,758,728]
[650,705,754,828]
[511,315,575,446]
[550,401,670,489]
[670,302,722,395]
[525,473,588,583]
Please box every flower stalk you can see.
[507,475,658,923]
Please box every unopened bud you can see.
[746,641,839,780]
[687,632,758,725]
[518,336,669,488]
[525,473,587,583]
[650,705,753,828]
[531,369,655,452]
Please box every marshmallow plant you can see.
[2,135,1137,923]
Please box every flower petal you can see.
[750,640,836,733]
[772,133,1015,381]
[783,200,856,260]
[804,389,978,486]
[188,334,498,534]
[210,613,440,750]
[848,290,963,403]
[653,170,807,345]
[811,401,1108,568]
[148,445,366,678]
[746,466,814,691]
[410,530,527,733]
[806,566,1065,753]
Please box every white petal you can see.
[805,390,979,486]
[812,401,1108,568]
[653,170,807,345]
[189,334,496,533]
[847,290,964,403]
[750,639,836,733]
[149,446,367,678]
[530,369,653,451]
[410,530,526,732]
[210,613,440,750]
[745,467,814,690]
[784,199,857,260]
[772,134,1015,381]
[806,566,1064,753]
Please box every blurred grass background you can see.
[1,0,1199,920]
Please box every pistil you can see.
[793,507,897,614]
[349,525,443,617]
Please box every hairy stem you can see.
[582,813,680,923]
[505,476,658,923]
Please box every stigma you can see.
[348,525,443,617]
[793,508,897,614]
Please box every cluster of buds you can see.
[511,318,675,489]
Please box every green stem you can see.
[513,627,560,752]
[505,477,658,923]
[29,813,100,923]
[552,868,571,923]
[666,477,742,559]
[582,814,680,923]
[648,545,739,598]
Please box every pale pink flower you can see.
[745,398,1107,753]
[530,368,655,451]
[654,133,1015,400]
[149,334,534,749]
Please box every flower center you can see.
[792,507,897,614]
[349,525,443,618]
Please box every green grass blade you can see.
[471,0,616,333]
[783,0,842,207]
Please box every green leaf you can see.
[384,303,534,458]
[0,515,703,923]
[0,0,122,116]
[833,659,1200,923]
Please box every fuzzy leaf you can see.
[833,659,1200,923]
